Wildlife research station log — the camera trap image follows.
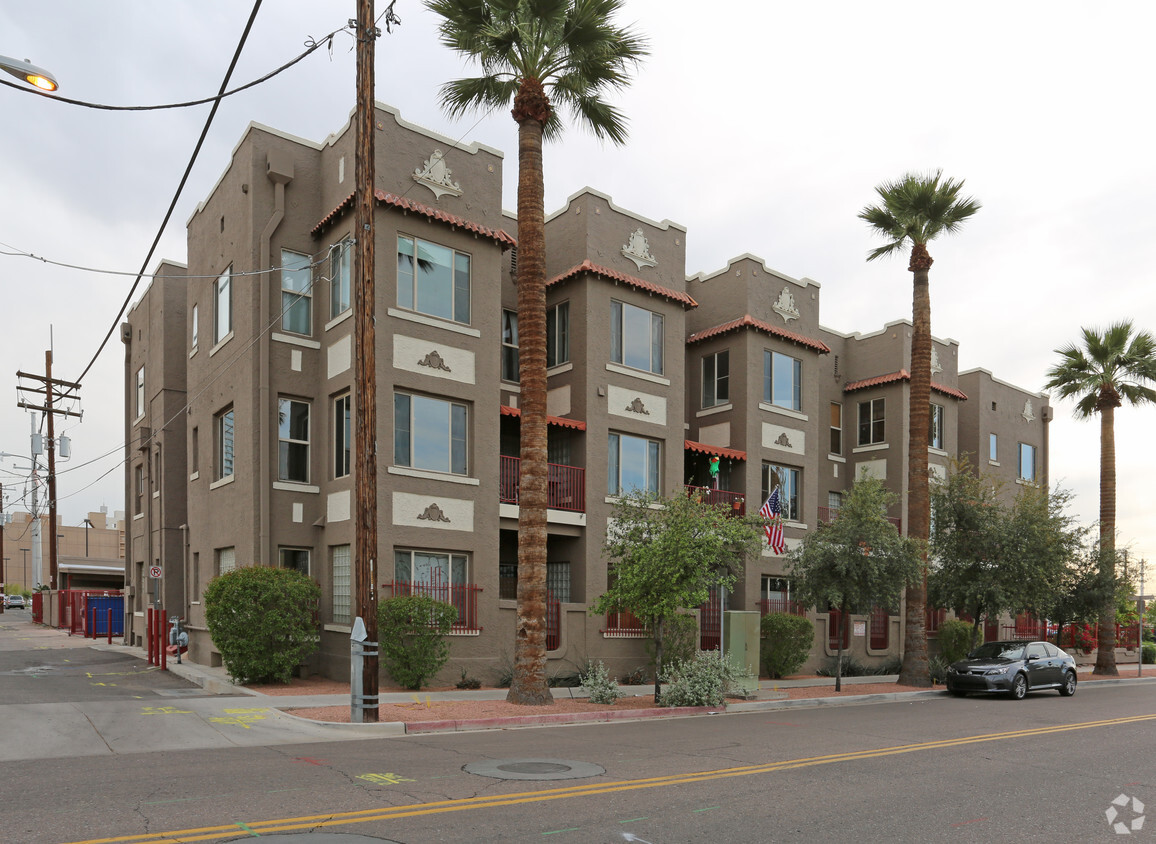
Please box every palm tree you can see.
[1045,321,1156,675]
[427,0,648,705]
[859,171,980,687]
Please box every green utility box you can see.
[723,610,761,698]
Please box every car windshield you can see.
[970,642,1026,660]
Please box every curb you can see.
[403,704,723,734]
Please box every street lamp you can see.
[0,54,58,92]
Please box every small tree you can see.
[377,595,457,690]
[592,489,763,703]
[760,612,814,679]
[788,475,922,690]
[204,566,321,684]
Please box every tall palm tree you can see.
[1045,321,1156,675]
[859,171,980,687]
[427,0,648,705]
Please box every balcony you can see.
[499,455,585,512]
[817,506,901,532]
[684,485,746,517]
[756,598,808,617]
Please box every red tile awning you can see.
[684,439,747,461]
[547,259,698,309]
[312,189,516,249]
[687,314,830,354]
[843,369,968,401]
[500,405,587,431]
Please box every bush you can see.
[377,595,456,690]
[760,613,815,679]
[455,668,481,690]
[580,660,625,704]
[203,566,321,684]
[937,619,980,665]
[929,656,949,685]
[621,665,649,685]
[657,651,739,707]
[1142,642,1156,665]
[645,612,699,672]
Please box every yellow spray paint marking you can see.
[410,695,432,708]
[90,682,118,687]
[141,706,193,716]
[209,708,270,729]
[357,773,417,785]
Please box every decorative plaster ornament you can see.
[772,286,800,323]
[413,150,462,200]
[621,228,657,270]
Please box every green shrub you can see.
[621,665,649,685]
[657,651,739,707]
[937,619,980,665]
[580,660,625,704]
[1142,642,1156,665]
[377,595,456,690]
[645,612,699,672]
[760,613,815,679]
[203,566,321,684]
[455,668,481,690]
[929,656,949,685]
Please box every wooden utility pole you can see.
[353,0,379,722]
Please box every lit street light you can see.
[0,54,58,91]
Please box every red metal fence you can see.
[828,610,850,650]
[870,607,890,650]
[602,608,648,638]
[546,591,560,651]
[382,580,483,633]
[684,485,746,517]
[756,598,808,617]
[499,456,585,512]
[817,507,902,533]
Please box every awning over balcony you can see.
[500,405,587,431]
[684,439,747,461]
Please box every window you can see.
[216,546,236,576]
[394,393,468,475]
[929,403,944,450]
[762,463,800,521]
[397,235,471,324]
[395,549,468,586]
[214,268,232,344]
[608,432,661,495]
[191,304,198,351]
[214,407,235,481]
[702,350,729,408]
[547,561,571,603]
[278,398,310,483]
[857,398,885,446]
[501,309,519,382]
[829,402,842,455]
[190,427,199,474]
[281,249,312,335]
[330,239,352,319]
[1018,443,1036,482]
[547,301,570,367]
[827,491,843,513]
[134,464,143,514]
[135,366,145,418]
[331,545,351,624]
[764,350,802,411]
[611,300,663,374]
[761,576,796,612]
[989,433,998,462]
[278,547,310,575]
[333,393,351,479]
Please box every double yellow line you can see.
[69,712,1156,844]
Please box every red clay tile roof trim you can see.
[686,314,831,354]
[312,190,516,248]
[684,439,747,461]
[500,405,587,431]
[547,259,698,308]
[843,369,968,400]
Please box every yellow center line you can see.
[65,712,1156,844]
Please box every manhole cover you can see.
[464,759,605,781]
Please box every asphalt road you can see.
[2,613,1153,844]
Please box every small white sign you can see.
[149,566,162,579]
[853,621,867,637]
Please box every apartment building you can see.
[122,103,1050,681]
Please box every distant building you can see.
[2,507,125,594]
[122,103,1050,681]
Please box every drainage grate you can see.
[464,758,605,781]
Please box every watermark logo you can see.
[1106,794,1146,835]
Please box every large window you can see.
[547,301,570,367]
[394,393,468,475]
[331,544,351,625]
[214,407,235,481]
[397,235,471,324]
[611,300,663,374]
[857,398,885,446]
[395,549,468,586]
[277,398,310,483]
[829,402,842,455]
[762,462,800,522]
[608,432,661,495]
[929,403,944,450]
[1018,443,1036,482]
[135,366,145,418]
[764,350,802,411]
[330,239,352,319]
[702,350,729,408]
[279,547,310,575]
[501,309,519,382]
[214,268,232,344]
[333,393,351,479]
[281,249,312,335]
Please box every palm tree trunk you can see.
[898,247,932,687]
[1094,402,1118,675]
[506,101,552,705]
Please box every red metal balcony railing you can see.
[817,506,902,532]
[382,580,482,633]
[601,608,648,638]
[499,455,585,512]
[756,598,808,617]
[870,606,890,650]
[684,485,746,517]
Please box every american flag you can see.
[760,489,786,555]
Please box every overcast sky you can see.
[2,2,1153,582]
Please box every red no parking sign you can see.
[149,566,162,579]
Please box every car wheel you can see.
[1058,671,1076,697]
[1011,674,1028,700]
[950,690,968,697]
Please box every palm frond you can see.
[1046,321,1156,418]
[861,169,979,261]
